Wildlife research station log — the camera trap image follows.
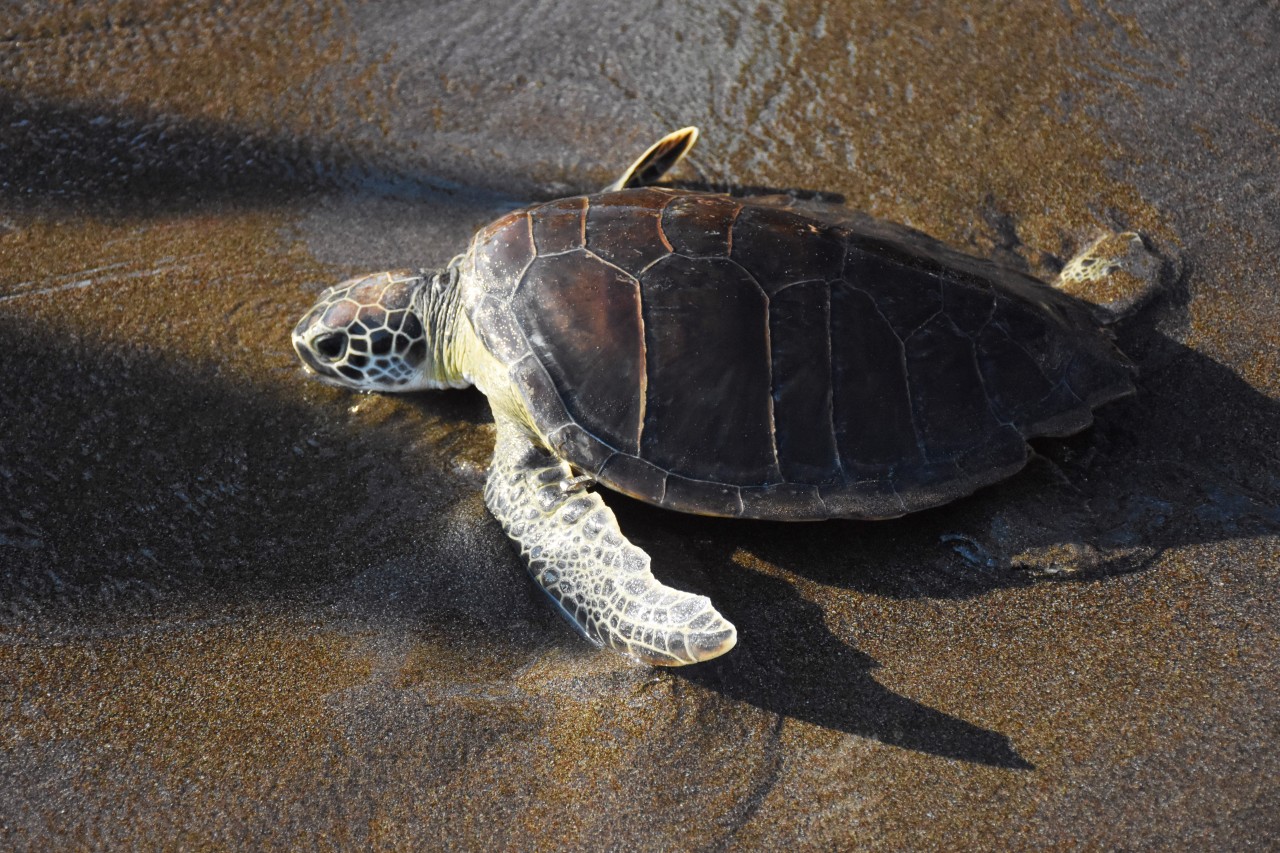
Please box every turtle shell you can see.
[463,187,1133,520]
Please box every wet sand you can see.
[2,1,1277,848]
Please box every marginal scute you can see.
[547,423,614,477]
[740,483,825,519]
[471,209,535,302]
[885,456,1014,516]
[531,196,587,255]
[661,194,739,257]
[471,295,530,366]
[596,186,673,211]
[663,475,742,517]
[1066,348,1134,410]
[597,453,667,505]
[1024,392,1097,438]
[586,189,674,274]
[731,204,846,295]
[510,356,571,437]
[954,424,1028,477]
[819,480,908,520]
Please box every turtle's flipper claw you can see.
[558,474,594,494]
[485,421,736,666]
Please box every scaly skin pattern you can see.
[483,419,737,666]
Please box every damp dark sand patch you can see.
[344,1,1177,267]
[0,619,376,848]
[697,2,1179,272]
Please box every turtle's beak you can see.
[291,311,352,386]
[291,335,363,389]
[293,336,330,378]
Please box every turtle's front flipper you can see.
[484,420,736,665]
[604,126,699,192]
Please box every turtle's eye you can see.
[313,332,347,361]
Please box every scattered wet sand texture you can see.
[2,1,1278,848]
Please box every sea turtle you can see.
[292,128,1159,666]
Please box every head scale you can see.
[292,270,440,391]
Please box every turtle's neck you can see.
[415,260,472,389]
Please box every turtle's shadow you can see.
[610,507,1032,769]
[0,89,851,220]
[643,526,1036,769]
[0,90,515,217]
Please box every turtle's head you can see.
[292,269,446,392]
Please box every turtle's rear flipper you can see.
[484,420,736,666]
[1054,232,1162,322]
[604,127,699,192]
